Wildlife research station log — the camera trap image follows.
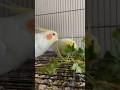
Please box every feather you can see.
[35,29,58,57]
[0,12,34,75]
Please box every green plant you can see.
[86,29,120,89]
[36,43,85,76]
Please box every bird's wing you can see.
[0,12,34,75]
[0,40,21,75]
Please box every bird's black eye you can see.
[53,33,55,35]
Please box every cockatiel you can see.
[0,2,35,75]
[52,38,78,56]
[0,12,34,75]
[35,28,58,58]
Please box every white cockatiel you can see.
[35,28,58,57]
[0,12,34,75]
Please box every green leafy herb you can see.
[36,44,85,76]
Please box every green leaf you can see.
[71,63,85,73]
[36,60,61,76]
[64,43,76,53]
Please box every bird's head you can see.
[36,27,58,45]
[44,30,58,45]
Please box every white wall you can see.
[35,0,85,47]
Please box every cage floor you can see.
[35,52,85,90]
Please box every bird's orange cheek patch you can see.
[47,34,53,40]
[26,19,35,34]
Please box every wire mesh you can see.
[35,0,85,47]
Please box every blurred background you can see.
[0,0,34,16]
[0,0,34,90]
[86,0,120,56]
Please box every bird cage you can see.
[0,0,119,90]
[35,0,85,47]
[35,0,85,90]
